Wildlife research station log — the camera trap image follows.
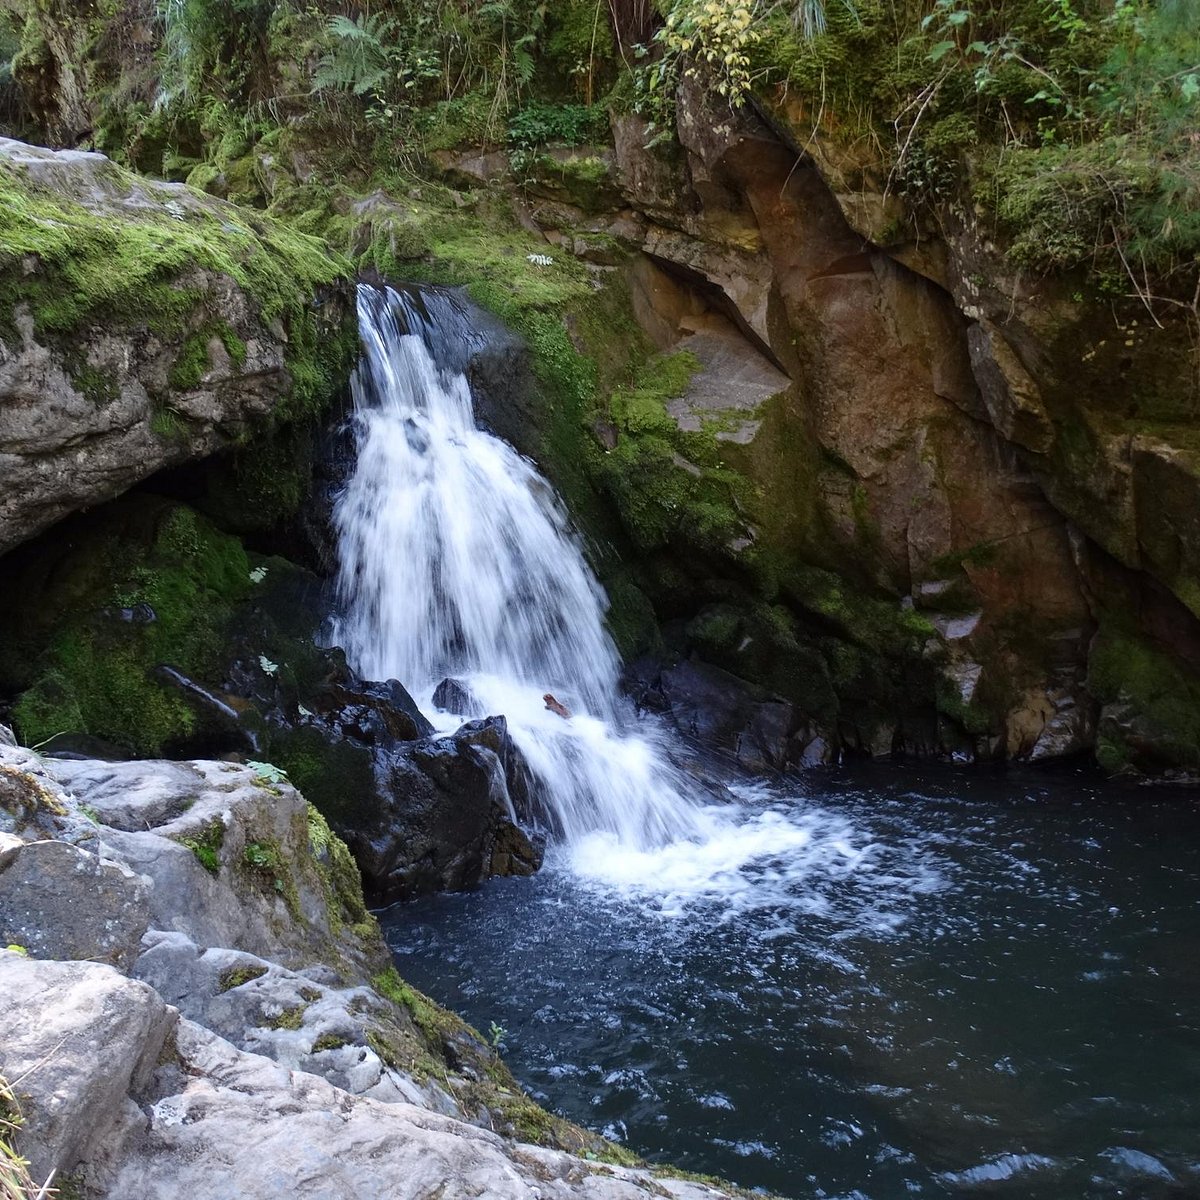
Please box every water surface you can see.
[380,764,1200,1199]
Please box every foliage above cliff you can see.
[748,0,1199,295]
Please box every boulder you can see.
[0,954,175,1184]
[0,839,150,971]
[47,757,357,969]
[133,930,456,1111]
[94,1014,740,1200]
[0,139,352,557]
[432,677,482,718]
[345,717,544,903]
[658,658,797,770]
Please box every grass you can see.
[1,1074,44,1200]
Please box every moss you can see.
[1088,623,1200,770]
[178,817,225,875]
[69,361,118,405]
[273,729,377,832]
[372,967,463,1046]
[218,963,268,992]
[265,1004,308,1031]
[4,498,251,755]
[307,803,372,936]
[935,678,995,737]
[0,764,67,818]
[242,838,301,919]
[150,406,188,441]
[0,151,355,432]
[168,320,247,390]
[311,1032,351,1053]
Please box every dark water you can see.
[379,765,1200,1199]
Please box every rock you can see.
[1028,685,1096,762]
[0,831,21,869]
[0,839,150,971]
[659,658,798,769]
[432,677,481,717]
[46,757,353,969]
[0,954,175,1185]
[429,148,511,188]
[133,930,456,1111]
[345,717,544,902]
[737,700,795,772]
[93,1015,738,1200]
[0,138,351,556]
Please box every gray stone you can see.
[133,930,456,1111]
[48,758,339,968]
[96,1016,741,1200]
[0,139,348,556]
[0,839,149,970]
[0,831,21,870]
[0,954,175,1184]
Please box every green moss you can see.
[935,679,995,737]
[273,728,376,831]
[265,1004,307,1031]
[372,967,462,1046]
[218,963,268,992]
[168,320,247,390]
[307,803,372,936]
[242,838,301,919]
[69,362,118,405]
[5,499,252,755]
[178,817,225,875]
[0,152,355,432]
[150,406,188,440]
[1088,624,1200,770]
[311,1032,351,1052]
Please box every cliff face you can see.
[1,0,1197,777]
[488,81,1200,775]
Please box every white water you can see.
[331,285,910,909]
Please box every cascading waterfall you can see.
[331,284,708,852]
[332,283,824,894]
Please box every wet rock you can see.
[432,676,481,717]
[0,839,150,971]
[345,716,544,903]
[657,658,798,770]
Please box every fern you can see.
[312,13,398,97]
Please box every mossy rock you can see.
[0,496,252,756]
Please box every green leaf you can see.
[930,40,957,60]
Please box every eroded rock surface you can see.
[0,138,352,556]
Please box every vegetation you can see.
[218,963,269,991]
[179,816,226,874]
[0,1073,43,1200]
[3,500,251,755]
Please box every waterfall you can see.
[331,284,705,851]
